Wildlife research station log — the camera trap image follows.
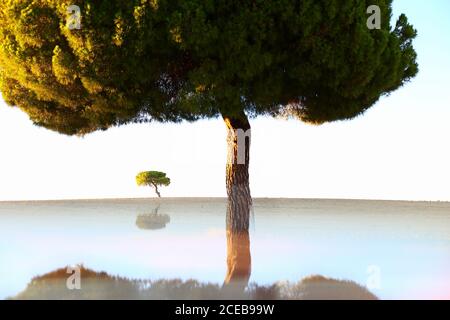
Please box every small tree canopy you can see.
[136,171,170,197]
[136,171,171,187]
[0,0,418,134]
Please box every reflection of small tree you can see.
[136,214,170,230]
[136,171,170,198]
[136,206,170,230]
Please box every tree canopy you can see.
[0,0,418,134]
[136,171,170,197]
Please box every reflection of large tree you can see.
[12,208,377,300]
[13,266,377,300]
[224,230,251,289]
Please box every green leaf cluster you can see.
[0,0,418,134]
[136,171,171,187]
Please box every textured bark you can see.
[223,112,252,233]
[224,229,251,288]
[222,112,252,288]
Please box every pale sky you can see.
[0,0,449,202]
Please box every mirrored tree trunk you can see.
[224,229,251,289]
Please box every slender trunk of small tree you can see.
[222,112,252,289]
[153,184,161,198]
[223,112,252,233]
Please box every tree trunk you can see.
[223,112,252,233]
[153,184,161,198]
[222,112,252,288]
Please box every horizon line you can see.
[0,196,448,204]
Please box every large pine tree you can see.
[0,0,418,233]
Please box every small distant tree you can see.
[136,171,171,198]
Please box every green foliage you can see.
[0,0,418,134]
[136,171,171,187]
